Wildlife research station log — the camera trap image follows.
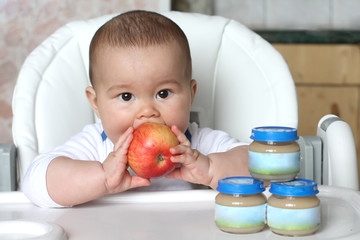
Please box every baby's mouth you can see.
[133,120,166,129]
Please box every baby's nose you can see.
[138,102,160,118]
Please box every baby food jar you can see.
[215,177,267,234]
[267,179,321,236]
[248,126,300,182]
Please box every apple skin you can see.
[127,122,179,178]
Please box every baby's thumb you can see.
[129,176,151,189]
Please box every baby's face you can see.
[87,41,196,143]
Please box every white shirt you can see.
[22,122,247,208]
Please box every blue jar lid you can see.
[217,177,265,195]
[250,126,299,142]
[269,179,319,197]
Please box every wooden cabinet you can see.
[273,44,360,181]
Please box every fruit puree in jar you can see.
[267,179,321,236]
[248,126,300,182]
[215,177,267,234]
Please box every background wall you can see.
[215,0,360,30]
[0,0,170,143]
[173,0,360,30]
[175,0,360,30]
[2,0,360,143]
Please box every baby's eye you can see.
[119,92,134,102]
[156,89,172,99]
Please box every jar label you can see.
[215,204,266,228]
[267,205,320,230]
[248,151,300,174]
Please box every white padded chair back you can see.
[12,11,298,183]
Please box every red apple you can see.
[127,122,179,178]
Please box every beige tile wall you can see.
[0,0,170,143]
[215,0,360,30]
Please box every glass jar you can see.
[215,177,267,234]
[248,126,300,182]
[267,179,321,236]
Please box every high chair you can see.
[11,11,357,190]
[3,11,360,240]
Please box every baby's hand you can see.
[102,127,150,194]
[166,125,213,186]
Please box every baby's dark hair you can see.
[89,10,192,86]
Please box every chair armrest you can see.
[317,114,359,190]
[0,143,17,191]
[298,136,322,184]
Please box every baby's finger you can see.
[171,125,182,136]
[169,144,189,155]
[172,149,200,164]
[114,127,134,152]
[171,125,190,146]
[170,151,196,165]
[129,176,151,189]
[165,168,182,180]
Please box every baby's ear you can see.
[190,79,197,104]
[85,86,100,118]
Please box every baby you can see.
[22,10,249,208]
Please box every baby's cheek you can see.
[176,118,190,133]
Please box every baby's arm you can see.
[167,125,249,189]
[46,127,150,207]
